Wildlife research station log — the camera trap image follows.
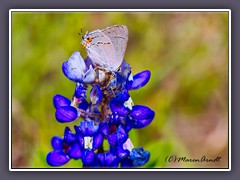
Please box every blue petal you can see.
[105,152,119,167]
[110,112,121,125]
[120,60,131,79]
[128,70,151,90]
[62,51,86,82]
[46,151,70,166]
[124,116,133,132]
[74,83,87,99]
[111,146,129,159]
[118,90,130,101]
[51,136,63,150]
[55,106,78,123]
[110,101,131,116]
[116,73,126,89]
[83,65,96,84]
[129,147,150,167]
[84,56,94,69]
[96,153,105,166]
[129,105,155,129]
[64,127,76,144]
[100,122,109,136]
[78,98,89,111]
[93,133,104,150]
[82,149,95,166]
[116,125,128,144]
[108,134,117,146]
[67,142,82,160]
[79,120,99,136]
[96,152,119,167]
[126,73,133,90]
[83,160,101,168]
[110,91,131,116]
[53,94,71,109]
[74,125,84,149]
[90,84,103,105]
[117,146,130,159]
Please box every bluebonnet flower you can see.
[96,152,119,168]
[47,43,154,168]
[62,51,96,84]
[53,94,78,123]
[121,146,150,167]
[90,85,103,105]
[46,127,81,166]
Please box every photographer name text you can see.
[165,155,222,163]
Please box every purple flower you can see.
[110,93,155,129]
[90,84,103,105]
[108,124,128,146]
[68,142,82,159]
[74,120,104,151]
[62,51,96,83]
[46,127,81,166]
[82,149,95,166]
[119,60,131,79]
[120,138,150,167]
[53,94,71,109]
[62,51,86,82]
[126,146,150,167]
[127,70,151,90]
[53,94,78,123]
[96,152,119,168]
[55,106,78,123]
[110,90,132,116]
[128,105,155,129]
[110,144,130,159]
[74,83,87,99]
[64,127,76,144]
[46,151,70,167]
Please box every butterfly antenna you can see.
[78,27,84,39]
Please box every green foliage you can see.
[144,140,173,168]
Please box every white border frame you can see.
[9,9,231,171]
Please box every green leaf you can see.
[143,140,173,168]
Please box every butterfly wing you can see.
[82,30,117,70]
[102,25,128,70]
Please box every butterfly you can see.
[81,25,128,72]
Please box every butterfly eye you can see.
[86,37,92,43]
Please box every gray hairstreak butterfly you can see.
[81,25,128,72]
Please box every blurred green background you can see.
[11,11,229,168]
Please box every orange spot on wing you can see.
[86,37,92,43]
